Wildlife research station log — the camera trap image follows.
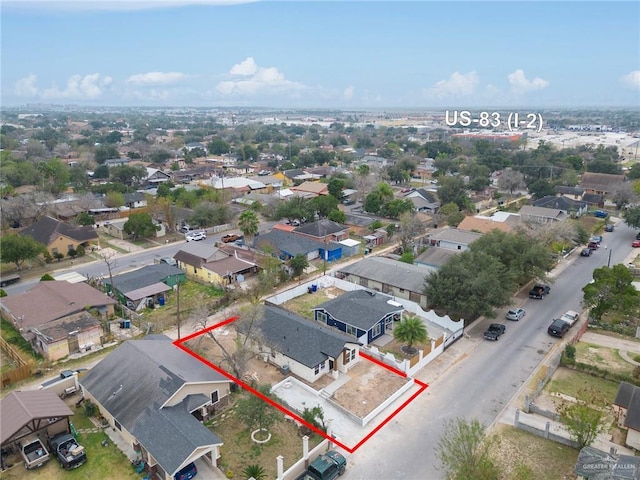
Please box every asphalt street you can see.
[342,220,637,480]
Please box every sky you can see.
[1,0,639,109]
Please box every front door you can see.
[329,359,334,370]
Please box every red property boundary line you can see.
[174,317,429,453]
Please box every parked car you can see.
[591,235,603,244]
[221,234,242,243]
[47,433,86,469]
[0,272,20,288]
[633,240,640,248]
[593,210,608,218]
[581,248,593,257]
[506,308,525,321]
[159,257,177,266]
[548,319,570,338]
[484,323,506,341]
[528,284,551,299]
[174,462,197,480]
[20,435,50,469]
[636,232,640,240]
[604,224,614,232]
[559,310,580,327]
[296,450,346,480]
[186,231,206,242]
[588,241,599,250]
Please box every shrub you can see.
[84,400,97,417]
[564,344,576,361]
[40,273,55,281]
[76,245,85,257]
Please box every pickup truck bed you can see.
[529,284,550,299]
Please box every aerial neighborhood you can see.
[1,106,640,480]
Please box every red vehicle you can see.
[632,240,640,248]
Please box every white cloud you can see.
[14,74,39,96]
[621,70,640,89]
[507,69,549,94]
[229,58,258,76]
[431,71,479,97]
[42,73,112,99]
[127,71,187,85]
[216,57,306,96]
[343,85,355,100]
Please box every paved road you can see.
[342,220,637,480]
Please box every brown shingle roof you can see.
[0,281,116,328]
[0,390,73,444]
[457,216,512,234]
[19,216,98,246]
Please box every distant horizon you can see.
[2,1,638,109]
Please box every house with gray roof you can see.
[613,381,640,450]
[312,290,404,345]
[336,257,434,308]
[80,336,230,480]
[426,228,483,252]
[405,188,440,213]
[255,229,342,262]
[533,195,588,217]
[103,264,184,308]
[247,305,361,384]
[518,205,568,224]
[173,243,227,278]
[414,247,461,269]
[574,446,640,480]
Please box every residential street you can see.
[342,221,637,480]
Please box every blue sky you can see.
[2,1,639,109]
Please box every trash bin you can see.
[158,295,165,306]
[311,284,318,292]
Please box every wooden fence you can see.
[0,337,34,387]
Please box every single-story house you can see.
[532,196,588,217]
[426,228,483,252]
[336,257,434,308]
[293,219,350,244]
[613,381,640,450]
[243,305,361,384]
[145,167,172,186]
[202,254,258,286]
[255,229,341,262]
[19,215,99,256]
[579,173,626,197]
[103,264,184,309]
[555,185,585,200]
[414,247,461,269]
[1,390,73,447]
[457,216,513,234]
[289,181,328,197]
[80,335,231,480]
[124,192,147,209]
[405,188,440,213]
[103,217,165,240]
[518,205,569,224]
[32,311,103,361]
[173,243,228,281]
[0,281,116,333]
[312,289,404,345]
[104,157,132,167]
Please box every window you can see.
[345,325,357,336]
[314,362,324,375]
[372,323,382,338]
[52,248,58,255]
[344,348,356,364]
[211,390,219,405]
[317,311,327,323]
[114,419,122,431]
[67,244,74,251]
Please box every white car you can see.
[506,308,526,321]
[186,231,206,242]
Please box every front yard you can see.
[208,391,324,479]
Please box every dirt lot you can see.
[282,286,346,319]
[332,361,408,418]
[575,342,634,375]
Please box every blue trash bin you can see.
[158,295,165,306]
[311,284,318,292]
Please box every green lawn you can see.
[492,424,579,480]
[545,367,620,404]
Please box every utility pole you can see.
[608,249,612,268]
[176,276,181,339]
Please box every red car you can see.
[633,240,640,248]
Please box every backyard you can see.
[282,286,346,320]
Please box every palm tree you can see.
[238,210,259,241]
[393,316,427,355]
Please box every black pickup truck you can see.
[47,433,86,469]
[528,284,550,299]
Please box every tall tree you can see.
[582,264,640,322]
[437,176,471,211]
[396,211,424,254]
[436,417,500,480]
[624,206,640,229]
[123,213,158,241]
[497,168,525,197]
[289,254,309,278]
[94,144,119,164]
[0,234,47,269]
[236,384,279,433]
